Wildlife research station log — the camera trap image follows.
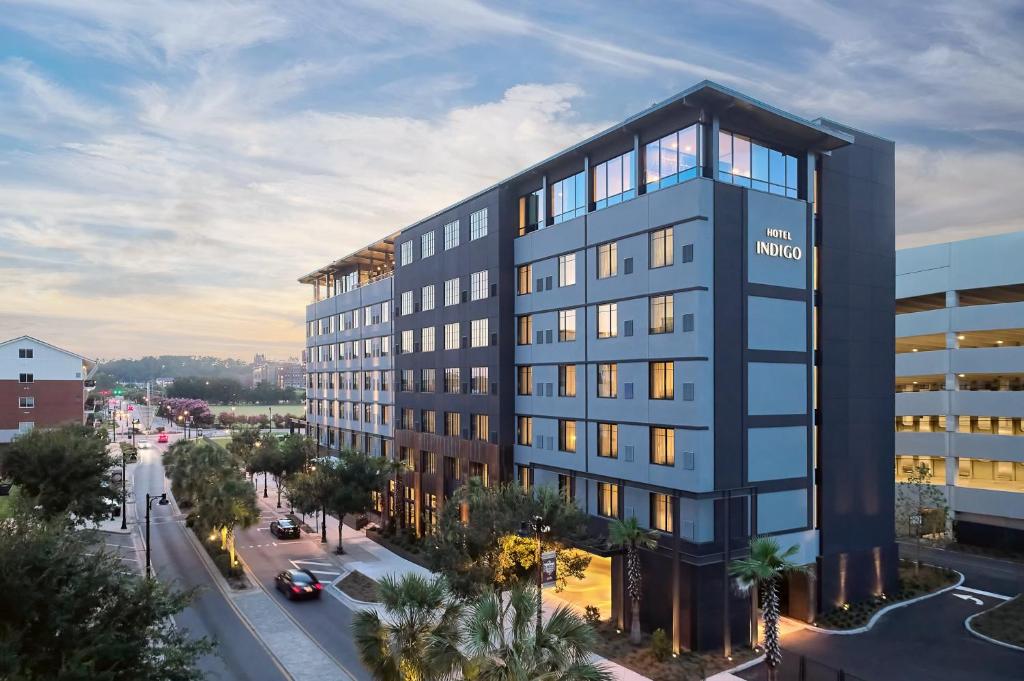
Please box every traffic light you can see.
[113,388,123,396]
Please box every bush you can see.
[213,553,231,576]
[584,604,601,625]
[650,628,671,662]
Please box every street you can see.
[133,435,292,681]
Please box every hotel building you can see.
[896,232,1024,550]
[301,81,897,651]
[0,335,96,443]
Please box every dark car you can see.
[275,569,322,600]
[270,519,300,539]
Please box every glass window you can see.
[551,171,586,224]
[559,420,577,453]
[471,270,489,301]
[597,303,617,338]
[444,368,461,394]
[444,322,460,350]
[421,326,435,352]
[401,290,413,316]
[718,130,798,198]
[559,364,576,397]
[470,208,488,240]
[444,277,460,306]
[518,189,541,236]
[598,423,618,458]
[597,482,619,518]
[558,253,576,287]
[594,149,636,209]
[517,265,532,295]
[400,330,414,354]
[597,243,617,279]
[400,369,414,391]
[471,414,489,441]
[444,220,460,250]
[558,309,576,342]
[651,493,673,532]
[471,319,488,348]
[644,124,701,191]
[421,231,435,259]
[650,361,674,399]
[471,367,489,395]
[400,241,413,266]
[518,365,533,396]
[444,412,461,436]
[650,295,674,334]
[597,363,617,398]
[651,426,675,466]
[517,315,533,345]
[421,368,436,392]
[650,227,673,268]
[422,410,436,433]
[517,416,533,446]
[421,284,435,311]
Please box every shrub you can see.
[650,628,671,662]
[584,604,601,624]
[213,553,231,576]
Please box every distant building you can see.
[896,232,1024,550]
[0,336,96,443]
[252,354,304,390]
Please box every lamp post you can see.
[530,514,551,637]
[120,444,128,531]
[145,493,170,578]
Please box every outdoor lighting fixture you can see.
[959,374,965,378]
[958,335,965,340]
[912,348,918,352]
[842,603,850,611]
[997,340,1004,344]
[615,628,622,635]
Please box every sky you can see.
[1,1,1022,360]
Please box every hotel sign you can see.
[756,227,803,261]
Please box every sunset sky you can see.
[1,1,1022,360]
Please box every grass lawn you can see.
[972,595,1024,648]
[210,436,231,448]
[207,404,303,418]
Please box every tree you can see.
[247,434,280,500]
[729,537,808,681]
[607,516,659,645]
[352,574,463,681]
[427,480,590,596]
[287,450,391,553]
[226,424,263,472]
[195,471,259,567]
[352,575,611,681]
[0,424,118,525]
[896,462,950,572]
[271,435,309,509]
[0,518,211,680]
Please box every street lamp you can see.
[120,444,128,531]
[183,410,190,439]
[529,514,551,637]
[144,493,170,578]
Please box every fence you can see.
[742,654,870,681]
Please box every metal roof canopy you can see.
[298,232,398,283]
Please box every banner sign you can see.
[541,550,557,588]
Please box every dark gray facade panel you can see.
[817,125,898,607]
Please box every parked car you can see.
[274,569,322,600]
[270,518,300,539]
[157,433,169,443]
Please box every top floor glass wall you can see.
[644,124,701,192]
[593,149,636,209]
[551,171,586,224]
[718,130,798,197]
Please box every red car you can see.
[157,433,169,443]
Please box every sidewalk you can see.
[257,479,652,680]
[92,442,135,534]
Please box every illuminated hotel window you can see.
[559,364,577,397]
[650,493,673,533]
[718,130,798,198]
[558,419,577,453]
[558,309,577,341]
[518,189,542,236]
[650,426,675,465]
[645,124,701,191]
[558,253,576,287]
[551,171,586,223]
[594,149,636,209]
[597,422,618,458]
[650,361,674,400]
[517,416,533,446]
[517,265,532,294]
[597,482,619,518]
[650,227,674,268]
[650,294,674,334]
[597,363,617,398]
[518,365,533,395]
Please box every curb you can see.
[964,599,1024,654]
[796,567,964,636]
[328,570,381,611]
[726,654,766,673]
[180,522,253,593]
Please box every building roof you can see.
[298,230,400,284]
[1,335,96,369]
[300,80,856,284]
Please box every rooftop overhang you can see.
[298,231,399,284]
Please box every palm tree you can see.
[351,573,463,681]
[607,516,658,645]
[459,583,613,681]
[729,537,808,681]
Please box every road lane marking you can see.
[291,560,334,567]
[955,586,1010,601]
[953,593,984,606]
